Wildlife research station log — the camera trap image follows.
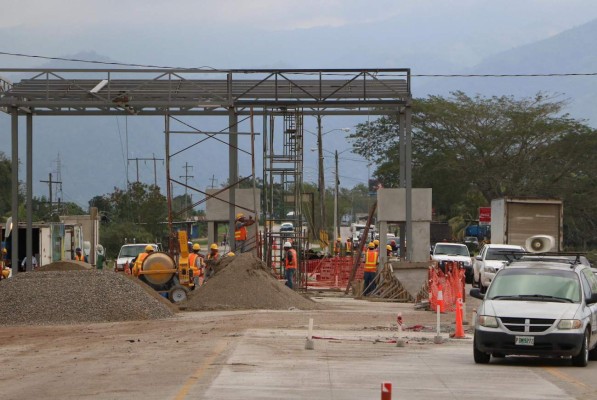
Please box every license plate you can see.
[515,336,534,346]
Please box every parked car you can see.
[431,242,473,283]
[115,243,159,272]
[471,257,597,366]
[279,222,294,232]
[473,244,525,293]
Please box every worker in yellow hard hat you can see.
[234,212,256,254]
[333,237,343,257]
[133,245,155,277]
[204,243,219,283]
[386,244,393,257]
[373,239,380,250]
[363,242,379,296]
[189,243,205,286]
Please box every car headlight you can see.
[478,315,498,328]
[557,319,582,329]
[463,261,471,267]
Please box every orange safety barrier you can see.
[428,261,465,312]
[306,256,363,289]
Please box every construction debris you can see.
[182,253,322,311]
[0,270,176,326]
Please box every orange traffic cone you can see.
[437,283,445,313]
[452,298,466,338]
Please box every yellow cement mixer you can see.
[136,231,194,303]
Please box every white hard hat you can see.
[283,241,292,248]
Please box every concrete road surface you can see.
[1,296,597,399]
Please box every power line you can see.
[1,50,597,79]
[0,50,218,70]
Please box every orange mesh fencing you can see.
[428,261,465,312]
[306,256,363,289]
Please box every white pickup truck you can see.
[115,243,160,272]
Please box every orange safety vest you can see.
[235,225,247,241]
[285,248,297,270]
[346,241,352,253]
[189,253,198,268]
[74,254,85,262]
[207,252,219,261]
[334,241,341,255]
[364,249,378,272]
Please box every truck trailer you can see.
[490,198,563,251]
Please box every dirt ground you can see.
[0,292,481,400]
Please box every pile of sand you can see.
[0,270,176,325]
[181,253,322,311]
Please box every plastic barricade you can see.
[428,261,465,312]
[305,256,361,289]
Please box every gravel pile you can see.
[0,270,175,326]
[37,260,92,271]
[182,253,322,311]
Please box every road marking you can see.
[543,367,589,390]
[174,340,228,400]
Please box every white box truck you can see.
[490,198,563,251]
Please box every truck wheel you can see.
[572,330,589,367]
[168,285,189,303]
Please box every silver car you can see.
[471,259,597,366]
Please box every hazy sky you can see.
[3,0,597,69]
[1,0,597,206]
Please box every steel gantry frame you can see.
[0,68,412,274]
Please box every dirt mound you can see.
[182,253,322,311]
[0,270,176,326]
[37,260,92,271]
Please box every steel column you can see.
[405,106,413,261]
[229,108,238,251]
[165,115,174,253]
[10,107,18,274]
[26,112,33,271]
[317,115,326,237]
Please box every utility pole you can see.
[317,115,326,238]
[334,150,340,241]
[128,155,164,185]
[209,174,217,189]
[180,162,194,219]
[40,173,62,215]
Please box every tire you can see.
[572,329,589,367]
[168,285,189,303]
[473,336,491,364]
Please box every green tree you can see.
[349,92,597,248]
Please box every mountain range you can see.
[1,18,596,208]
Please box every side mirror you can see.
[587,293,597,305]
[475,255,482,261]
[470,288,485,300]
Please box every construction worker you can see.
[21,255,38,270]
[333,237,342,257]
[234,213,256,253]
[386,244,393,258]
[74,247,86,262]
[283,241,297,289]
[363,242,378,296]
[132,245,154,277]
[96,244,105,270]
[345,237,353,256]
[189,243,205,286]
[373,239,380,251]
[204,243,219,282]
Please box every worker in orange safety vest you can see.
[363,242,378,296]
[234,213,256,254]
[345,238,353,256]
[204,243,219,282]
[283,241,297,289]
[333,237,342,257]
[132,245,154,277]
[74,247,86,262]
[189,243,205,286]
